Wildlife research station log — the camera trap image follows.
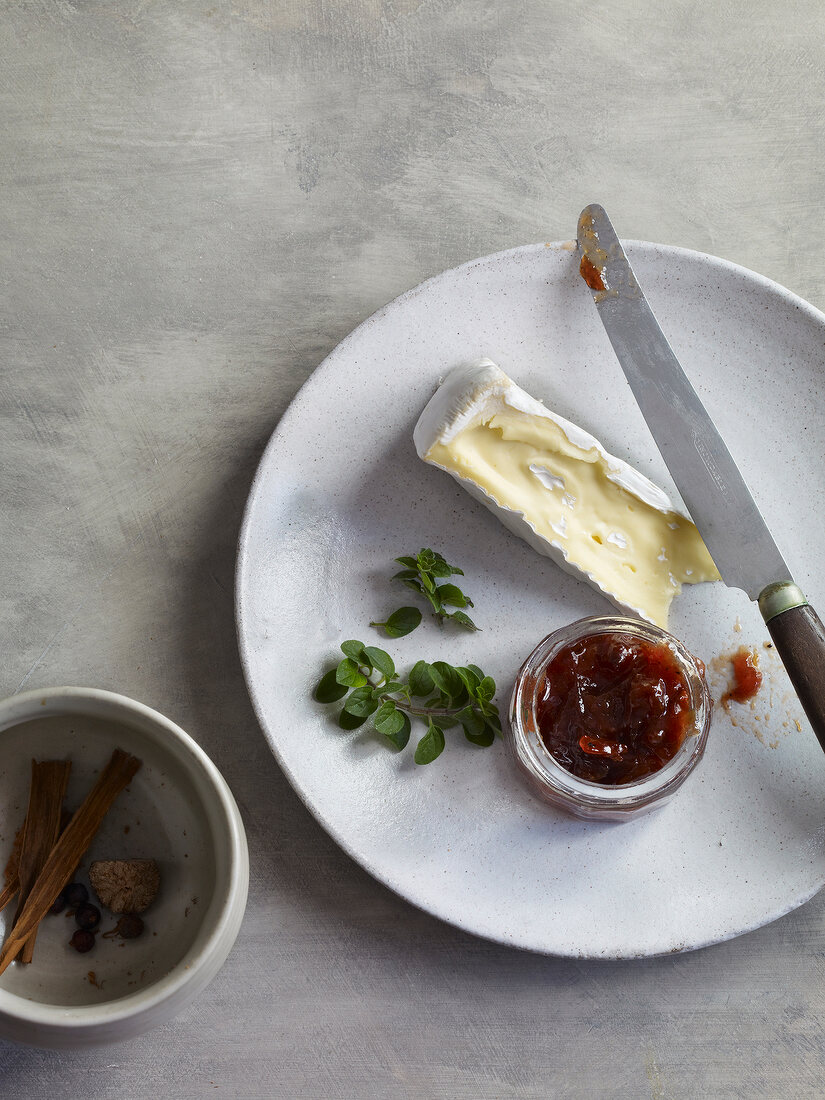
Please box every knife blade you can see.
[577,203,825,751]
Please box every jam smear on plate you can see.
[722,646,762,707]
[536,631,695,784]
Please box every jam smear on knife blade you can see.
[579,254,606,291]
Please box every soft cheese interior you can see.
[414,359,720,627]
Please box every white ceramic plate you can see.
[237,241,825,958]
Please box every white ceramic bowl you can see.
[0,687,248,1047]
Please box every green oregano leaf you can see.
[392,569,419,581]
[342,687,380,718]
[371,606,422,638]
[435,715,458,730]
[408,660,434,697]
[429,661,468,705]
[429,558,453,579]
[336,658,367,688]
[448,609,478,630]
[414,723,445,765]
[373,700,406,736]
[399,579,425,595]
[339,709,369,730]
[457,706,485,736]
[477,676,496,703]
[455,666,481,692]
[423,589,443,614]
[436,583,469,608]
[459,707,495,746]
[417,549,436,572]
[315,669,349,703]
[387,712,412,750]
[364,646,395,679]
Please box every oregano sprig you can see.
[314,640,501,764]
[371,549,478,636]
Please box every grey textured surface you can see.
[2,1,825,1096]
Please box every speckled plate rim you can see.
[236,239,825,959]
[0,686,250,1043]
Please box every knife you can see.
[577,203,825,751]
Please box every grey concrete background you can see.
[2,1,824,1096]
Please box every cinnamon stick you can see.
[0,821,25,916]
[3,823,24,888]
[0,749,141,975]
[12,760,71,963]
[0,874,18,914]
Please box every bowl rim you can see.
[0,685,248,1032]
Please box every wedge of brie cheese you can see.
[413,359,719,627]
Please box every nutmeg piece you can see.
[88,859,160,914]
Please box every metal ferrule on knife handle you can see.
[578,203,825,755]
[758,581,808,622]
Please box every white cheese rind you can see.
[413,359,719,626]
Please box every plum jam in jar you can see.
[509,617,711,821]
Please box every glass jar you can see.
[508,616,711,821]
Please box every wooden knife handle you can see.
[766,602,825,753]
